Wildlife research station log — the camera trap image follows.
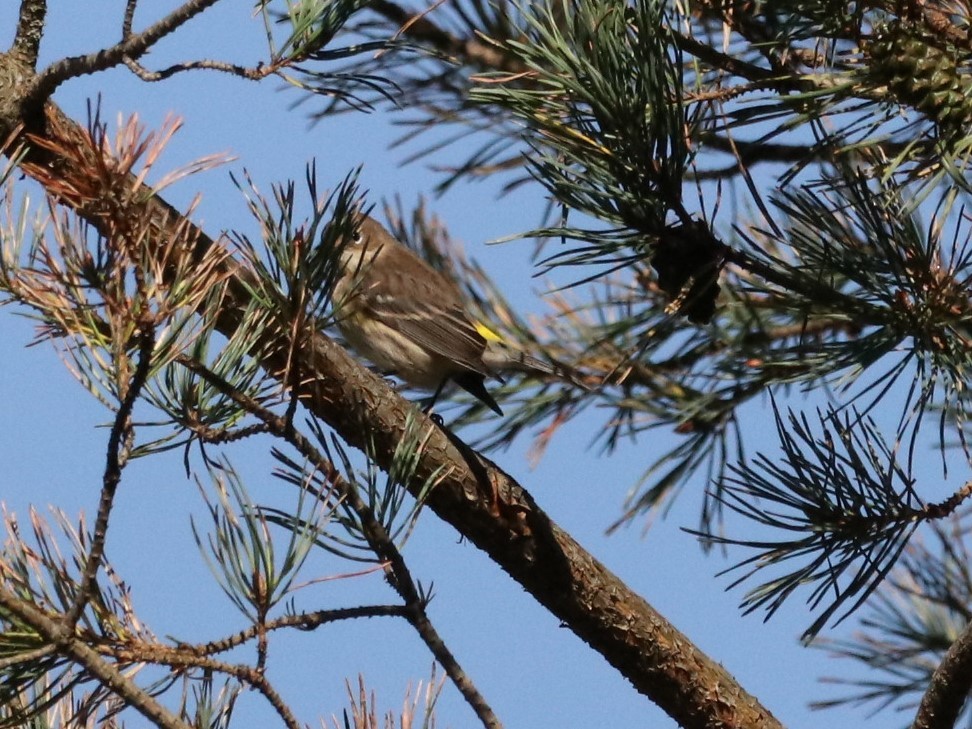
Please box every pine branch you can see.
[176,356,502,729]
[0,69,781,729]
[811,518,972,719]
[0,588,192,729]
[699,402,933,639]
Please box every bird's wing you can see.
[360,251,492,376]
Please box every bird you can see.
[331,214,558,415]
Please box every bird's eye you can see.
[351,230,363,244]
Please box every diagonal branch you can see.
[0,93,782,729]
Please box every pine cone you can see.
[867,23,972,132]
[650,221,724,324]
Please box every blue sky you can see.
[0,2,915,727]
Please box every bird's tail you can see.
[482,343,591,391]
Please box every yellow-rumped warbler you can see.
[332,214,555,415]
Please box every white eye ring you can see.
[351,230,363,244]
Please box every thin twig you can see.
[122,56,278,82]
[187,421,271,445]
[671,29,777,85]
[722,245,888,324]
[0,642,56,669]
[922,482,972,521]
[27,0,222,104]
[65,323,156,626]
[100,641,301,729]
[187,605,409,656]
[122,0,138,38]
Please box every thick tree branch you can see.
[0,85,783,729]
[912,616,972,729]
